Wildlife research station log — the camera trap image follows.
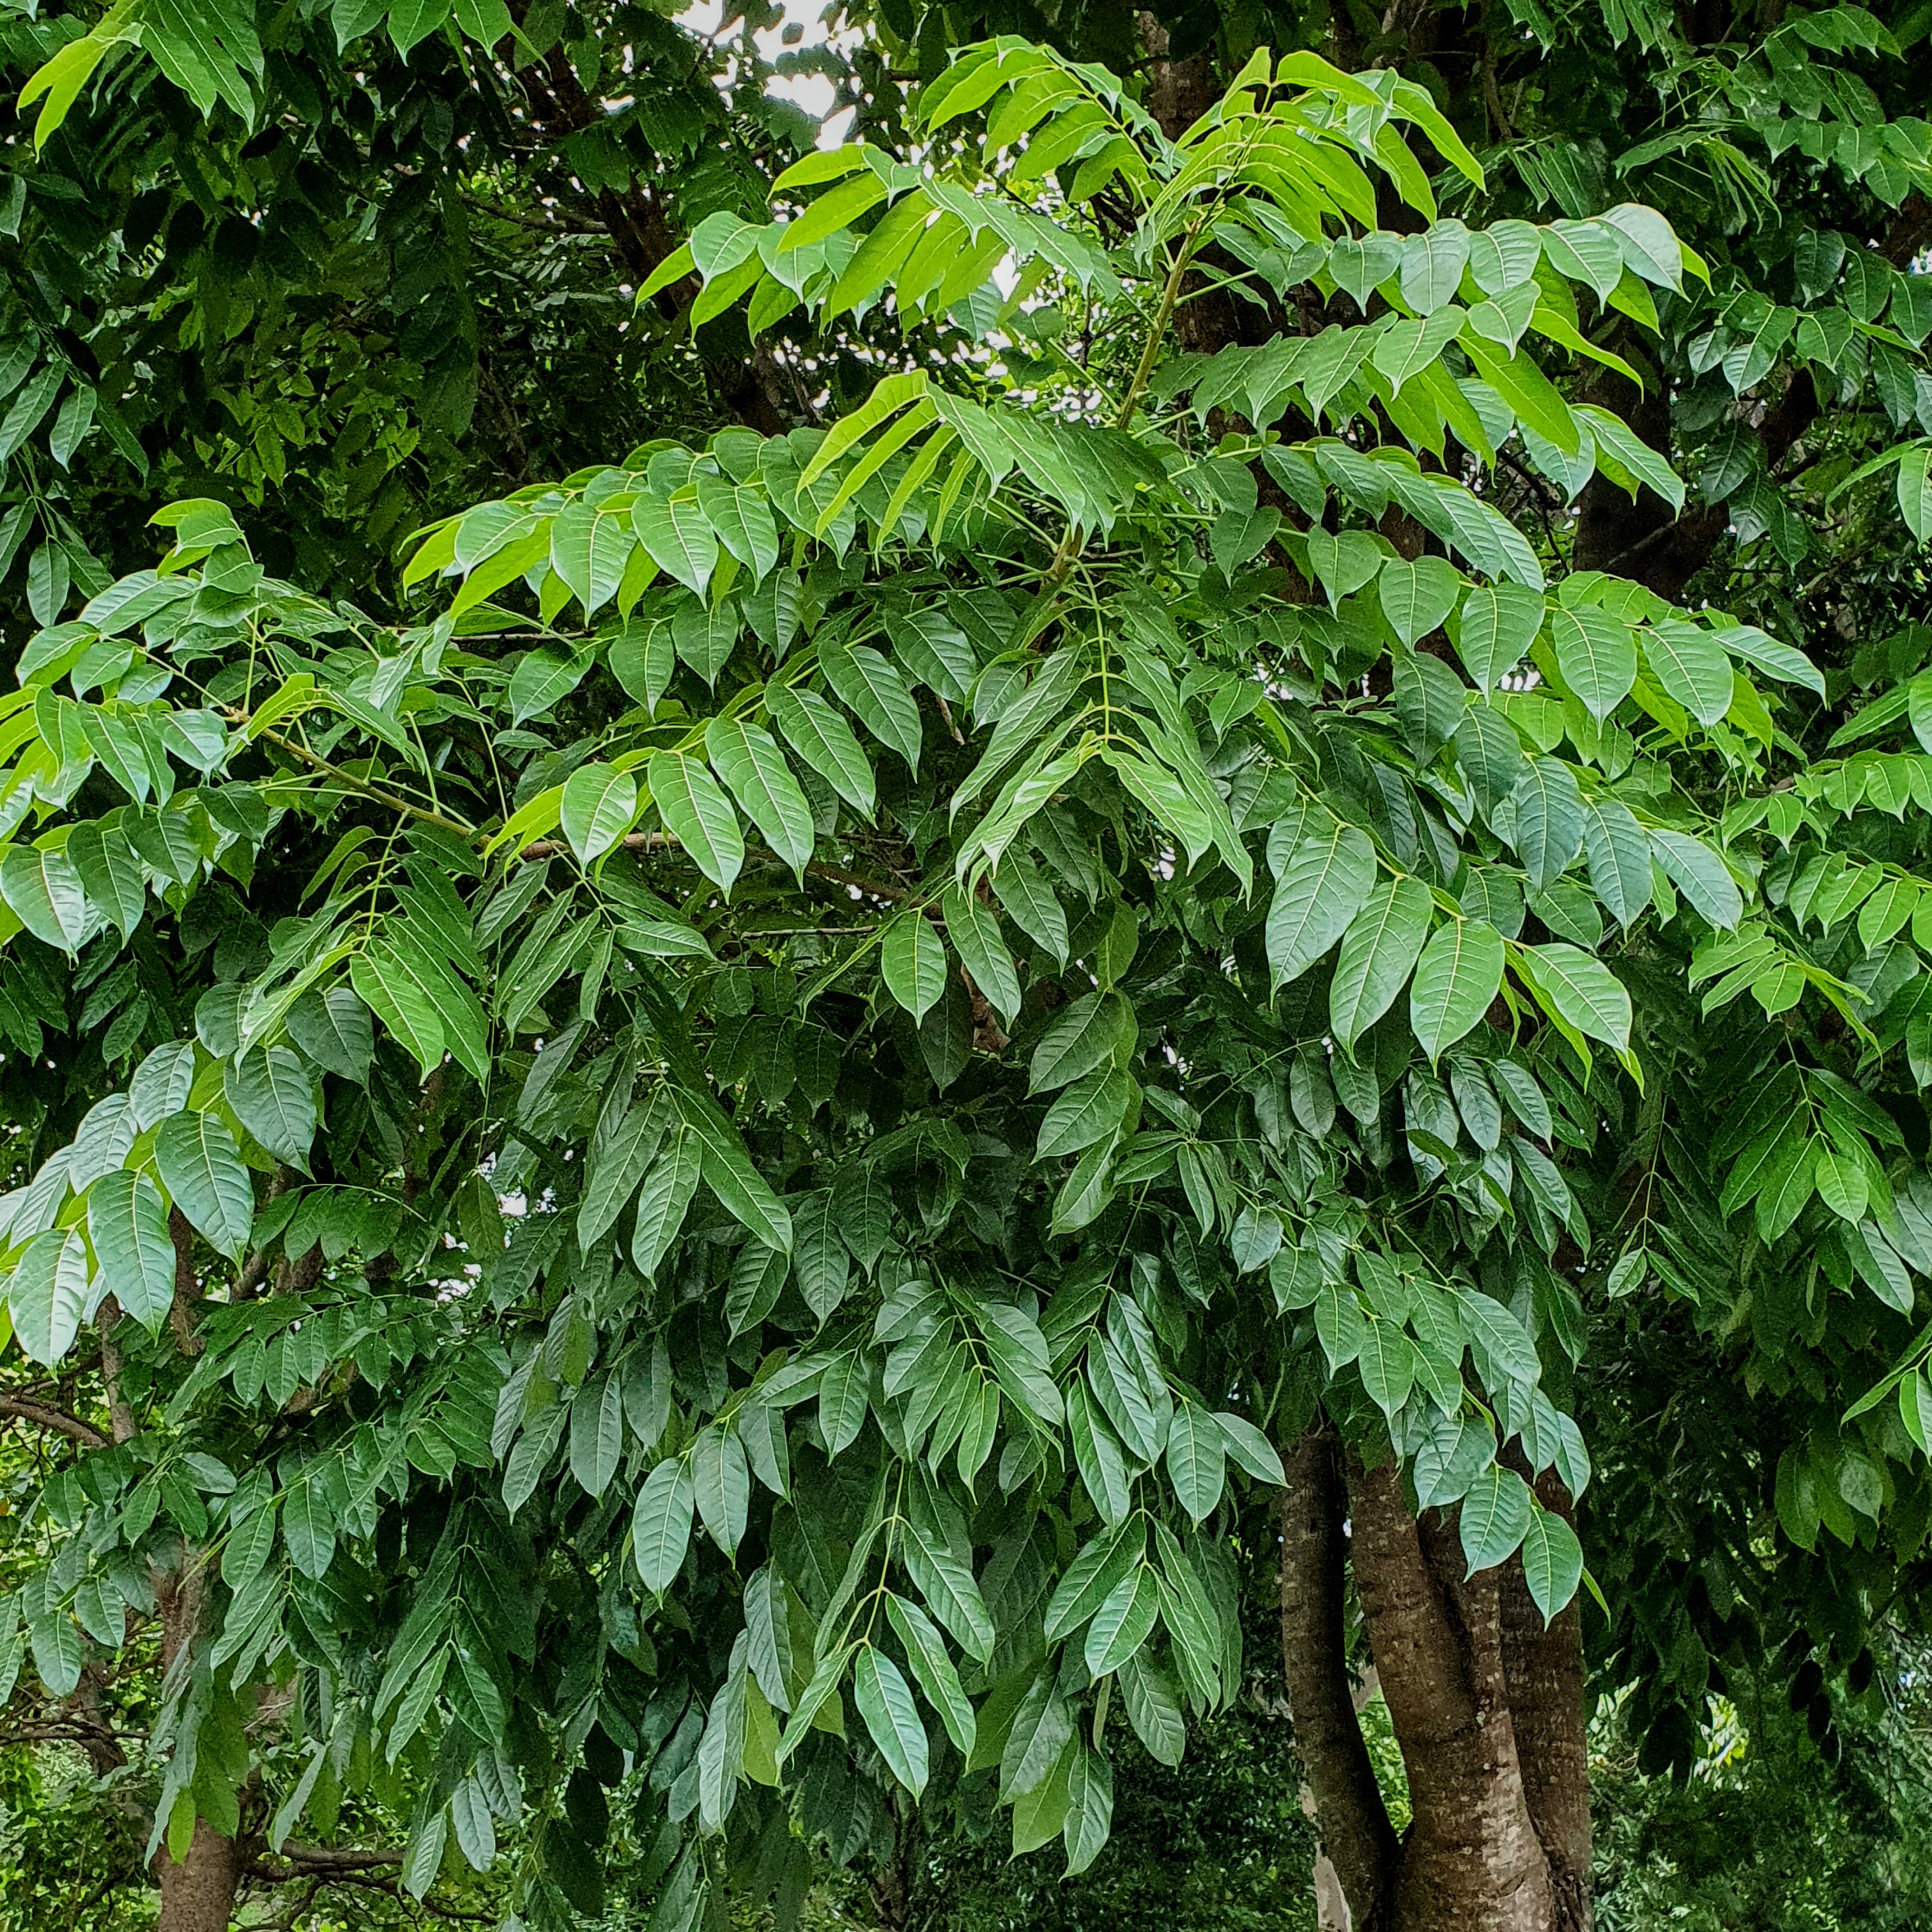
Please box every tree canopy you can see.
[0,4,1929,1931]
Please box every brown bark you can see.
[1499,1481,1593,1931]
[153,1563,241,1932]
[1347,1453,1552,1931]
[98,1295,138,1443]
[167,1207,204,1356]
[1279,1425,1399,1926]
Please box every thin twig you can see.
[228,713,479,839]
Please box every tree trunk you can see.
[153,1561,241,1932]
[157,1817,240,1932]
[1279,1425,1399,1924]
[1277,1434,1594,1932]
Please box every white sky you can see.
[677,0,857,148]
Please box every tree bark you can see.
[153,1540,241,1932]
[1347,1453,1554,1932]
[1278,1425,1399,1926]
[157,1816,240,1932]
[1498,1480,1593,1931]
[1282,1436,1595,1932]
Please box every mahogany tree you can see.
[0,8,1930,1932]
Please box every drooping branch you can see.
[1277,1423,1399,1926]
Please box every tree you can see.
[0,13,1930,1932]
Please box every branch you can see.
[0,1393,109,1448]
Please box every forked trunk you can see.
[1278,1425,1592,1932]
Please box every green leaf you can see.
[155,1110,255,1259]
[1458,1464,1534,1574]
[1409,918,1505,1063]
[86,1170,175,1330]
[673,1087,792,1253]
[1044,1521,1141,1641]
[692,1424,750,1555]
[1067,1380,1134,1522]
[549,500,634,617]
[1400,220,1472,312]
[1061,1742,1114,1874]
[1508,758,1584,889]
[882,912,948,1022]
[1712,624,1823,696]
[1649,830,1742,930]
[283,1472,337,1578]
[820,641,923,770]
[1577,403,1686,512]
[1519,942,1631,1054]
[647,751,745,893]
[632,1127,700,1278]
[1163,1405,1227,1524]
[1581,799,1651,928]
[1267,825,1377,989]
[632,488,719,596]
[1030,990,1133,1092]
[884,1593,975,1754]
[224,1046,316,1167]
[1330,876,1432,1052]
[1518,1504,1584,1620]
[695,475,780,579]
[633,1456,694,1592]
[942,882,1022,1024]
[1377,555,1461,647]
[705,719,815,875]
[287,987,373,1083]
[1211,1411,1285,1485]
[991,854,1068,964]
[581,1097,670,1252]
[1550,606,1636,721]
[560,764,640,864]
[0,845,89,951]
[902,1517,994,1662]
[1452,583,1545,689]
[1315,1283,1367,1371]
[569,1373,625,1498]
[6,1229,89,1363]
[507,645,593,725]
[1084,1567,1160,1676]
[853,1646,928,1796]
[365,935,490,1083]
[767,683,875,815]
[1038,1066,1135,1160]
[1358,1319,1417,1413]
[349,949,443,1078]
[1898,446,1931,541]
[818,1352,869,1457]
[1119,1652,1185,1767]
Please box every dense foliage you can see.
[0,0,1928,1928]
